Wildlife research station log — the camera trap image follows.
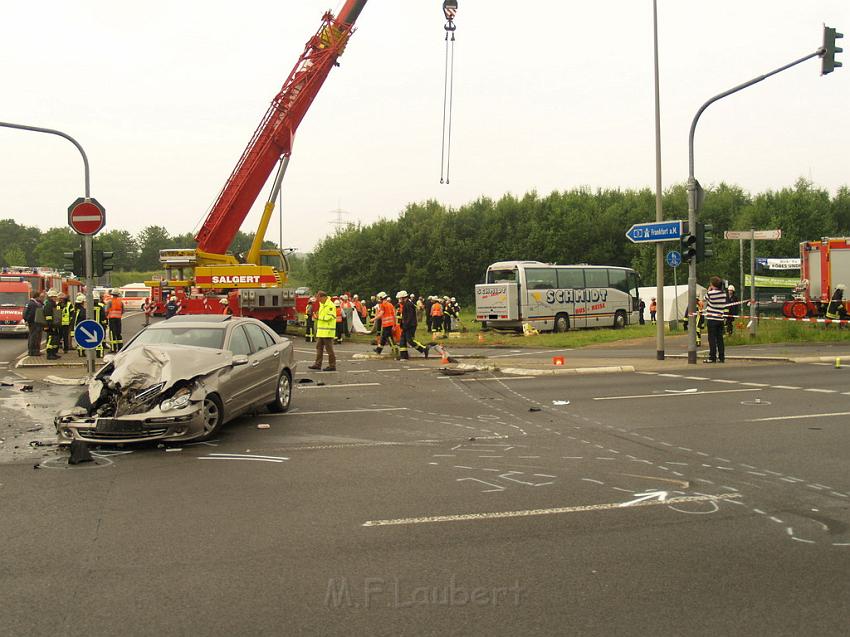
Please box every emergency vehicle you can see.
[0,279,32,336]
[118,283,151,311]
[784,237,850,318]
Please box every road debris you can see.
[552,400,570,406]
[68,440,93,465]
[257,424,271,430]
[529,407,542,412]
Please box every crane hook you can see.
[443,0,457,32]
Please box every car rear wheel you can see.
[268,370,292,413]
[200,395,224,439]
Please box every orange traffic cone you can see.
[477,333,485,343]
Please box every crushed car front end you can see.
[55,345,232,445]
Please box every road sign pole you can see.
[750,229,757,337]
[739,239,744,298]
[84,236,95,374]
[652,0,665,361]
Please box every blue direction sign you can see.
[666,250,682,268]
[74,320,105,350]
[626,220,683,244]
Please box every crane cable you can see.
[440,1,458,185]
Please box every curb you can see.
[456,363,635,377]
[789,355,850,364]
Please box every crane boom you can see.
[194,0,368,255]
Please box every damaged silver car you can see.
[55,316,295,444]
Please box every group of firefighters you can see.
[24,288,125,359]
[303,292,462,361]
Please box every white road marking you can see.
[804,388,837,394]
[270,407,408,416]
[207,453,289,460]
[199,457,286,463]
[437,376,536,382]
[772,385,801,390]
[298,382,381,389]
[711,379,739,384]
[488,348,573,359]
[740,382,770,387]
[748,411,850,422]
[594,388,761,401]
[362,493,742,527]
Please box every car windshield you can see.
[0,292,29,306]
[130,327,226,350]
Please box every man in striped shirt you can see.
[704,276,727,363]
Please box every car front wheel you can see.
[268,370,292,413]
[200,395,224,439]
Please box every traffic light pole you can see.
[686,47,825,364]
[0,120,96,374]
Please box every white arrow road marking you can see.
[618,490,668,507]
[362,493,742,527]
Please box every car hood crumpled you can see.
[95,345,234,400]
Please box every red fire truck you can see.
[0,268,82,336]
[783,238,850,318]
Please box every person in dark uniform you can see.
[43,289,61,360]
[396,291,428,360]
[23,292,45,357]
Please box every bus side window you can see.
[557,268,584,289]
[584,269,609,288]
[525,268,557,290]
[608,269,629,293]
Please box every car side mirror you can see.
[232,355,249,367]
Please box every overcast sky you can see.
[2,1,847,253]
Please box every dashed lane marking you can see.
[747,411,850,422]
[270,407,408,416]
[297,382,381,389]
[593,388,761,401]
[362,493,743,527]
[437,376,537,382]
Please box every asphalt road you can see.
[2,331,850,635]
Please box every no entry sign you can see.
[68,197,106,235]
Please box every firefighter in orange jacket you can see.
[106,289,124,352]
[373,292,398,357]
[430,296,444,337]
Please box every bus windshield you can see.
[487,269,517,284]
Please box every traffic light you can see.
[63,250,83,275]
[822,26,843,75]
[681,225,697,263]
[696,222,714,262]
[93,250,114,276]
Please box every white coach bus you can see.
[475,261,641,332]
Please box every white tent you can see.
[639,284,706,322]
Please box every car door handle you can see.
[251,361,259,367]
[273,351,279,357]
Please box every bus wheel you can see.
[613,310,626,329]
[554,314,569,333]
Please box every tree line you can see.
[0,222,279,274]
[307,179,850,302]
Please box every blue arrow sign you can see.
[74,319,105,350]
[666,250,682,268]
[626,220,683,243]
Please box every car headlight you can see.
[160,387,192,412]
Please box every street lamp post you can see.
[685,47,826,364]
[0,121,96,374]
